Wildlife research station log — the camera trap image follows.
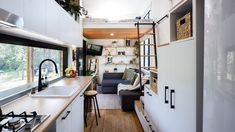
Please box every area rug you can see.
[96,94,121,109]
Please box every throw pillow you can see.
[126,70,136,83]
[122,68,128,79]
[131,74,138,85]
[133,74,140,87]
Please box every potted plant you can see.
[57,0,88,21]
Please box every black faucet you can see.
[38,59,58,92]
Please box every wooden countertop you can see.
[2,76,93,132]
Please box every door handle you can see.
[165,86,169,104]
[62,111,71,120]
[170,89,175,109]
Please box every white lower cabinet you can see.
[56,92,84,132]
[56,105,72,132]
[71,93,84,132]
[138,40,196,132]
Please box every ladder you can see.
[135,21,157,88]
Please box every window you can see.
[0,42,65,101]
[32,47,63,82]
[0,43,27,91]
[141,38,155,70]
[140,9,156,70]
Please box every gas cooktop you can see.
[0,108,49,132]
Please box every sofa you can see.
[119,89,143,111]
[101,73,130,94]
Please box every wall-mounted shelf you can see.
[104,55,136,57]
[105,63,138,65]
[105,46,136,49]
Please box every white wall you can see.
[0,0,83,47]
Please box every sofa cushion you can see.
[102,79,130,87]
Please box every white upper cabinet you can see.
[45,0,82,46]
[0,0,83,46]
[0,0,24,17]
[23,0,46,34]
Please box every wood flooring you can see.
[84,110,143,132]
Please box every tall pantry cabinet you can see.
[143,0,204,132]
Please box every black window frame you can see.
[0,33,68,105]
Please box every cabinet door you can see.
[156,45,173,132]
[157,17,170,45]
[168,40,196,132]
[56,105,72,132]
[23,0,46,34]
[71,93,84,132]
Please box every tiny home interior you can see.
[0,0,234,132]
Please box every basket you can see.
[176,12,192,40]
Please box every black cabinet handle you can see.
[170,90,175,109]
[147,91,152,96]
[149,125,155,132]
[62,111,71,120]
[165,86,169,104]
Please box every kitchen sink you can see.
[31,86,79,98]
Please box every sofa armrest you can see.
[103,73,124,79]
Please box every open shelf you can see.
[105,46,136,49]
[105,63,138,65]
[170,0,193,42]
[171,36,194,44]
[104,55,136,57]
[170,0,192,14]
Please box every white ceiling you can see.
[83,0,151,21]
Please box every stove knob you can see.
[24,123,32,131]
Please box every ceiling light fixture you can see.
[110,33,114,36]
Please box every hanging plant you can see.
[58,0,88,21]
